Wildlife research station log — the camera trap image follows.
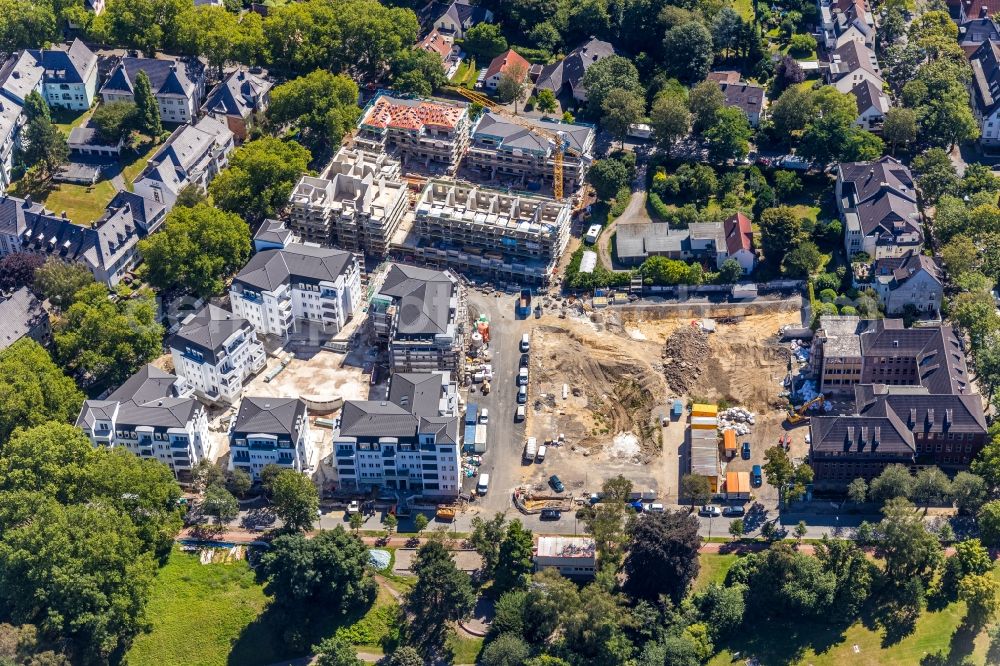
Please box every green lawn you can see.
[730,0,754,21]
[39,179,117,225]
[450,58,479,89]
[122,140,163,189]
[448,632,484,664]
[52,106,92,135]
[693,553,739,593]
[129,547,403,666]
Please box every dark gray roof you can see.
[810,413,915,457]
[234,243,355,292]
[859,321,970,395]
[971,39,1000,115]
[377,263,457,336]
[201,67,272,120]
[171,304,250,359]
[436,0,491,30]
[0,287,46,351]
[232,396,306,438]
[339,400,418,438]
[856,384,987,434]
[339,372,458,441]
[101,57,200,98]
[873,252,942,288]
[850,79,889,115]
[471,112,594,156]
[854,189,920,237]
[32,39,97,85]
[830,40,881,80]
[720,82,765,116]
[253,218,295,247]
[388,372,446,416]
[535,38,615,96]
[76,364,201,431]
[839,157,915,205]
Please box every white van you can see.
[536,445,547,462]
[645,502,665,513]
[477,473,490,495]
[515,405,526,421]
[520,333,530,353]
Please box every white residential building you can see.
[230,242,363,341]
[100,57,205,124]
[133,115,234,210]
[229,397,314,480]
[334,372,462,496]
[169,304,266,405]
[76,365,213,479]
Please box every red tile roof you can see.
[724,212,752,255]
[416,28,453,62]
[484,49,530,81]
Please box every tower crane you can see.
[448,86,574,201]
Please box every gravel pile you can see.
[662,326,710,394]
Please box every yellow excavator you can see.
[448,86,572,201]
[786,395,825,425]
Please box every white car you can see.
[698,505,722,517]
[479,408,489,424]
[347,500,360,515]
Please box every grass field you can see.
[730,0,754,21]
[129,548,404,666]
[450,58,479,89]
[699,553,995,666]
[39,179,118,225]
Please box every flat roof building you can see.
[534,536,597,578]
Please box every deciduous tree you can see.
[268,71,358,158]
[202,483,238,526]
[623,510,700,602]
[269,469,318,532]
[32,258,94,309]
[494,520,534,594]
[406,540,475,658]
[209,137,311,223]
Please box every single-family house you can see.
[969,40,1000,146]
[850,79,889,131]
[201,67,273,143]
[0,287,50,351]
[870,251,943,315]
[534,38,615,102]
[483,49,530,90]
[101,57,206,124]
[723,212,755,274]
[432,0,493,38]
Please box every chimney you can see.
[982,4,989,17]
[61,211,67,219]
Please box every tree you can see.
[696,583,746,637]
[912,466,952,508]
[689,80,726,134]
[463,23,507,60]
[90,100,136,144]
[782,240,824,277]
[0,252,43,292]
[139,203,251,297]
[774,55,805,93]
[815,537,874,619]
[209,137,312,223]
[728,518,745,538]
[414,513,429,532]
[705,106,752,161]
[19,92,67,179]
[955,538,993,579]
[0,422,92,503]
[0,0,58,56]
[978,500,1000,546]
[762,445,812,504]
[773,170,802,202]
[330,0,419,83]
[384,513,398,534]
[742,543,836,619]
[883,108,917,155]
[54,283,162,388]
[681,474,712,509]
[913,147,959,204]
[769,85,814,141]
[0,499,156,663]
[480,633,530,666]
[650,92,690,152]
[799,86,883,163]
[192,460,225,493]
[587,157,631,201]
[97,0,189,55]
[260,527,376,613]
[869,464,914,505]
[349,512,364,533]
[581,55,643,116]
[469,513,508,578]
[663,22,714,84]
[270,469,318,532]
[535,89,558,113]
[718,259,743,284]
[960,573,1000,627]
[202,483,239,526]
[133,71,162,137]
[494,520,534,594]
[952,471,987,515]
[0,339,82,442]
[602,88,645,146]
[313,635,362,666]
[406,540,475,658]
[221,469,251,500]
[876,498,943,585]
[174,5,251,76]
[794,520,808,542]
[387,646,424,666]
[758,206,804,267]
[623,510,700,602]
[391,48,447,97]
[496,65,529,113]
[269,71,359,157]
[32,258,94,309]
[847,477,869,504]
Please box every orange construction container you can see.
[723,430,737,455]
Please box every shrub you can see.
[788,33,817,56]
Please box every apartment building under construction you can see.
[399,179,572,285]
[465,112,595,193]
[287,147,408,256]
[354,93,470,175]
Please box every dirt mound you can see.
[663,326,711,394]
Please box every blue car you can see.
[751,465,763,487]
[741,442,751,460]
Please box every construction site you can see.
[517,299,806,503]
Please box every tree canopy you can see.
[209,137,312,223]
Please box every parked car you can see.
[549,475,565,493]
[699,505,722,517]
[518,367,528,385]
[751,464,763,487]
[540,508,562,520]
[645,502,665,513]
[520,353,530,368]
[347,500,360,515]
[741,442,751,460]
[479,408,489,424]
[515,405,526,421]
[517,385,527,404]
[722,505,746,517]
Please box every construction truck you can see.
[786,395,825,425]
